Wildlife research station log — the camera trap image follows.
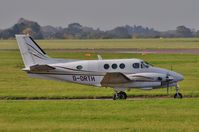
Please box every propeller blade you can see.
[166,73,170,95]
[167,82,169,95]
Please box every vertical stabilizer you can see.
[15,35,50,68]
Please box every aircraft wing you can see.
[126,74,155,82]
[101,72,165,87]
[101,72,131,86]
[126,73,167,82]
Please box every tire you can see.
[113,93,117,100]
[174,93,183,99]
[113,92,127,100]
[118,91,127,100]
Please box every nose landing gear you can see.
[174,84,183,99]
[113,91,127,100]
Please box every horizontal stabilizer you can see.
[30,64,55,72]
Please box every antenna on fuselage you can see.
[97,54,102,60]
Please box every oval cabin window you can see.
[112,64,118,69]
[76,65,83,70]
[119,63,125,69]
[104,64,110,70]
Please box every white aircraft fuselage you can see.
[28,59,183,89]
[16,35,184,99]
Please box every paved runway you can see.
[48,48,199,54]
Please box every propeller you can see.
[165,72,174,95]
[170,65,173,92]
[165,65,174,95]
[166,74,170,95]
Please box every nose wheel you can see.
[174,84,183,99]
[113,91,127,100]
[174,93,183,98]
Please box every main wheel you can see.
[113,92,127,100]
[113,93,117,100]
[118,91,127,100]
[174,93,183,99]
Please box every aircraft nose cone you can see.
[176,73,184,81]
[168,71,184,82]
[171,72,184,82]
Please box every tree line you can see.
[0,18,199,39]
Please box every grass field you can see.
[1,38,199,50]
[0,39,199,131]
[0,99,198,131]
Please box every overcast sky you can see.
[0,0,199,31]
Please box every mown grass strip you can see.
[0,99,198,131]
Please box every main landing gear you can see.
[113,91,127,100]
[174,84,183,99]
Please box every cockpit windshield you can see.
[141,61,152,68]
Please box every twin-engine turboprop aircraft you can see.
[16,35,184,100]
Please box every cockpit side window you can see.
[132,63,140,69]
[141,63,145,68]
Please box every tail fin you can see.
[16,35,50,68]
